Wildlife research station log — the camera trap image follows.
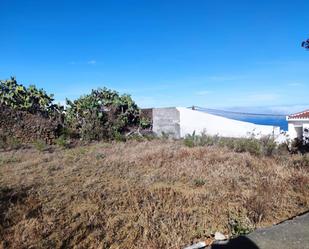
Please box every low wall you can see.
[0,105,63,144]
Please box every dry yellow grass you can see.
[0,140,308,248]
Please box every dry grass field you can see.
[0,140,308,249]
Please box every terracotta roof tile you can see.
[288,110,309,119]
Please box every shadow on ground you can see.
[210,236,259,249]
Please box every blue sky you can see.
[1,0,308,113]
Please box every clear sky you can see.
[1,0,308,113]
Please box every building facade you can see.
[287,110,309,143]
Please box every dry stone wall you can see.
[0,105,63,144]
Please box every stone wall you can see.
[0,105,63,144]
[140,108,153,124]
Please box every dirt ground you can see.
[0,140,308,248]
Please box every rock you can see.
[183,241,206,249]
[214,232,226,241]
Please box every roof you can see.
[287,110,309,120]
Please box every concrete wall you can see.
[152,108,180,138]
[177,107,280,138]
[152,107,282,140]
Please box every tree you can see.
[302,39,309,49]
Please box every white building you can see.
[287,110,309,142]
[153,107,281,139]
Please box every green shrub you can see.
[199,132,219,146]
[65,88,140,141]
[139,117,151,129]
[184,132,198,147]
[260,136,277,156]
[228,217,253,236]
[183,132,284,157]
[184,131,219,147]
[233,138,262,156]
[0,77,63,116]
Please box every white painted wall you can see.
[177,107,280,138]
[287,120,309,140]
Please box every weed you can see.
[0,156,21,166]
[55,135,70,149]
[33,140,47,152]
[161,131,171,140]
[291,155,309,169]
[95,153,105,160]
[193,178,207,187]
[228,217,253,236]
[184,132,197,147]
[3,137,23,150]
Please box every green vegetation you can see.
[55,135,70,149]
[184,131,285,156]
[0,77,63,115]
[228,216,254,236]
[33,139,48,152]
[65,88,141,141]
[0,77,152,143]
[193,178,207,187]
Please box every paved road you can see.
[209,212,309,249]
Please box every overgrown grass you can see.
[0,140,308,248]
[33,139,48,152]
[55,135,70,149]
[0,135,22,151]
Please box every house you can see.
[287,110,309,143]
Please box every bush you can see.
[139,117,151,129]
[228,216,253,236]
[233,138,262,156]
[65,88,141,141]
[184,131,219,147]
[0,77,63,116]
[184,132,198,147]
[260,136,277,156]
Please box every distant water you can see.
[203,111,288,131]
